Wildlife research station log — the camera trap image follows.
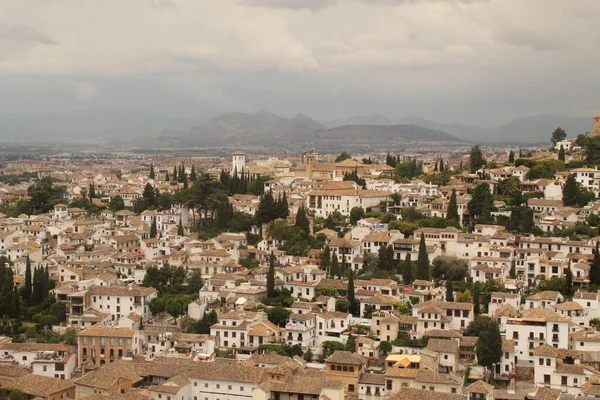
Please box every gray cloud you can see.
[0,24,58,44]
[0,0,598,129]
[235,0,337,10]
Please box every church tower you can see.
[232,151,246,176]
[594,116,600,136]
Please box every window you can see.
[386,380,392,390]
[348,385,355,392]
[562,376,568,385]
[546,359,551,366]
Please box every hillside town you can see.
[0,120,599,400]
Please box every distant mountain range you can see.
[166,111,460,150]
[0,107,594,146]
[324,114,594,143]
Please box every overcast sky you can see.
[1,0,599,127]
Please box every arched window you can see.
[110,349,115,358]
[118,349,123,358]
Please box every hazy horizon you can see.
[1,0,599,131]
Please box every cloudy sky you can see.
[1,0,599,127]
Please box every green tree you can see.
[295,206,310,235]
[148,297,165,316]
[380,341,392,355]
[558,145,565,161]
[149,218,157,238]
[565,266,573,298]
[551,126,566,144]
[468,317,502,369]
[509,264,516,279]
[177,218,184,236]
[446,189,459,225]
[591,244,600,286]
[416,234,429,280]
[563,174,580,207]
[347,270,359,317]
[267,306,291,327]
[330,251,340,279]
[23,256,32,305]
[190,165,197,181]
[304,348,314,362]
[508,150,515,164]
[186,271,203,295]
[469,145,486,173]
[403,253,413,284]
[27,176,67,215]
[190,174,229,226]
[108,195,125,211]
[431,257,468,281]
[267,252,276,298]
[149,164,155,179]
[88,183,96,199]
[335,151,352,163]
[165,297,185,319]
[350,207,365,225]
[468,183,494,224]
[473,283,481,315]
[142,183,156,210]
[445,279,454,302]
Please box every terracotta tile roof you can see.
[527,291,561,301]
[325,350,366,366]
[553,301,583,311]
[384,367,419,378]
[502,339,515,352]
[88,284,156,297]
[426,338,459,354]
[189,362,266,383]
[1,373,75,397]
[467,380,494,394]
[78,324,136,338]
[520,307,570,322]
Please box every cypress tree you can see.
[330,251,340,278]
[165,170,170,182]
[13,286,20,318]
[295,206,310,235]
[591,244,600,286]
[190,165,197,181]
[434,160,438,172]
[377,244,390,271]
[509,264,516,279]
[403,254,412,284]
[2,268,14,318]
[281,191,289,218]
[439,159,445,172]
[267,251,276,298]
[322,245,331,269]
[24,256,32,304]
[416,234,430,280]
[445,279,454,302]
[348,269,359,316]
[563,174,580,207]
[565,266,573,298]
[508,150,515,164]
[177,218,184,236]
[172,165,178,182]
[88,183,96,199]
[447,189,459,223]
[558,145,565,161]
[149,163,155,179]
[150,218,157,239]
[183,177,188,189]
[473,283,481,315]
